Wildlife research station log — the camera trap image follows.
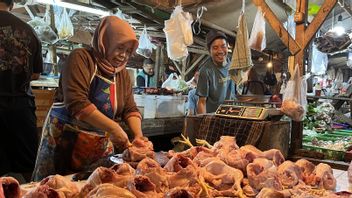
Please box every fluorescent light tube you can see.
[35,0,111,16]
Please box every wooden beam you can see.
[252,0,301,55]
[304,0,337,49]
[188,47,208,55]
[201,19,236,37]
[24,5,35,19]
[185,54,206,75]
[172,60,182,75]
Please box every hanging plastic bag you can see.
[163,6,193,61]
[161,73,188,92]
[27,8,58,44]
[136,26,156,58]
[311,44,328,75]
[281,65,307,121]
[56,8,74,40]
[248,8,266,51]
[283,14,296,39]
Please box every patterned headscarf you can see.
[92,16,138,76]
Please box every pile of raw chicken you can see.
[1,136,350,198]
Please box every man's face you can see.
[209,38,228,66]
[143,64,154,75]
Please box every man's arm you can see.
[197,96,207,114]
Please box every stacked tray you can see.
[303,129,352,161]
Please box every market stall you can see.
[2,0,352,196]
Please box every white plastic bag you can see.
[136,26,155,58]
[311,44,328,75]
[56,8,74,39]
[161,73,188,92]
[28,8,58,44]
[281,65,307,121]
[283,14,296,39]
[248,8,266,51]
[163,6,193,61]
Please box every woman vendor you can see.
[32,16,143,181]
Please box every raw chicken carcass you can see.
[295,159,315,185]
[135,158,169,193]
[212,136,239,158]
[164,154,196,172]
[23,185,63,198]
[80,166,133,196]
[164,187,194,198]
[246,158,282,191]
[277,161,302,188]
[263,149,285,166]
[127,175,162,198]
[219,149,256,172]
[39,175,79,198]
[312,163,336,190]
[0,177,21,198]
[256,187,285,198]
[87,183,136,198]
[201,159,244,197]
[170,146,215,160]
[122,137,155,162]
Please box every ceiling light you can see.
[35,0,111,16]
[267,61,273,68]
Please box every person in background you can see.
[196,30,236,114]
[163,64,179,82]
[0,0,43,183]
[136,58,157,87]
[33,16,143,181]
[242,67,271,95]
[187,71,200,115]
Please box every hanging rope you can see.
[192,6,207,35]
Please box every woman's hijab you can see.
[92,16,138,76]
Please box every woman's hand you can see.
[109,128,131,149]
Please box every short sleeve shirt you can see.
[196,58,236,113]
[0,11,43,97]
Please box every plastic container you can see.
[134,94,186,118]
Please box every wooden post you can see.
[252,0,337,155]
[155,44,161,87]
[49,5,58,76]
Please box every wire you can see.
[192,6,207,35]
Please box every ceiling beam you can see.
[201,19,236,37]
[304,0,337,48]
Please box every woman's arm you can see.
[80,107,130,147]
[126,116,143,139]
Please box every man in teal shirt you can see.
[136,58,157,87]
[196,30,236,113]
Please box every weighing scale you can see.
[215,95,283,121]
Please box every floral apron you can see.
[32,68,117,181]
